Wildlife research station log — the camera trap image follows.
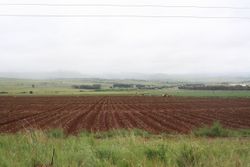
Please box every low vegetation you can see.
[1,78,250,97]
[179,84,250,90]
[72,84,101,90]
[0,126,249,167]
[193,121,250,137]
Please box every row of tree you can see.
[179,85,250,90]
[72,84,101,89]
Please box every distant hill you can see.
[0,71,249,82]
[0,71,87,79]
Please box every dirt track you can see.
[0,96,250,134]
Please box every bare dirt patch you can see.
[0,96,250,134]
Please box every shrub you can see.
[238,129,250,137]
[46,129,65,138]
[194,121,229,137]
[78,130,91,137]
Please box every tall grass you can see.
[0,129,249,167]
[176,144,201,167]
[145,144,169,163]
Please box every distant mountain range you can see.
[0,72,87,79]
[0,72,249,82]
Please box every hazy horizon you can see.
[0,71,249,82]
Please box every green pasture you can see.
[0,78,250,97]
[0,128,249,167]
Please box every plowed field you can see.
[0,96,250,134]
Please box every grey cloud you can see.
[0,0,250,75]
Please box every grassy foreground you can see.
[0,128,250,167]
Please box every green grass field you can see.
[1,78,250,97]
[0,127,250,167]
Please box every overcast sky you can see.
[1,0,250,75]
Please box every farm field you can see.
[1,78,250,97]
[1,96,250,134]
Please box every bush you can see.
[238,129,250,137]
[194,121,229,137]
[46,129,65,138]
[194,121,250,137]
[78,131,91,137]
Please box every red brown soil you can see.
[0,96,250,134]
